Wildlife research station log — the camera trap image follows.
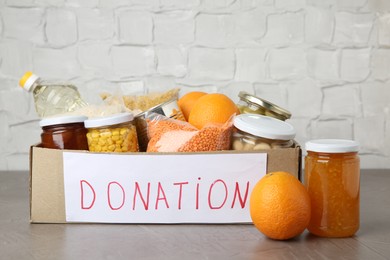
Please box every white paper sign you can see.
[63,152,267,223]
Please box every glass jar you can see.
[237,91,291,121]
[40,115,89,150]
[232,114,296,151]
[84,113,139,153]
[304,139,360,238]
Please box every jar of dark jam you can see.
[40,115,89,150]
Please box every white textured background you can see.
[0,0,389,170]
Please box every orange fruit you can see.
[178,91,207,121]
[188,93,239,129]
[250,171,311,240]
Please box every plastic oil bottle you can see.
[19,71,88,118]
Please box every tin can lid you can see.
[238,91,291,120]
[305,139,359,153]
[233,114,296,140]
[40,115,88,127]
[84,112,134,128]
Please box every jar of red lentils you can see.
[232,114,296,150]
[84,113,139,153]
[40,115,89,150]
[304,139,360,237]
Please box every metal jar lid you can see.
[238,91,292,121]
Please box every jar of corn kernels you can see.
[84,113,139,153]
[305,139,360,238]
[232,114,296,151]
[40,115,89,150]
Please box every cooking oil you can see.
[19,72,87,118]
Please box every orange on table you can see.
[250,171,311,240]
[188,93,239,129]
[178,91,207,121]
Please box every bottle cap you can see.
[305,139,359,153]
[40,115,88,127]
[233,114,296,140]
[84,112,134,128]
[19,71,39,92]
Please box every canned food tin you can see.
[237,91,291,121]
[135,98,185,152]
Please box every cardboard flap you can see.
[266,146,301,179]
[30,147,66,223]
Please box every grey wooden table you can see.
[0,170,389,259]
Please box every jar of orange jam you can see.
[304,139,360,237]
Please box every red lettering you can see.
[80,180,96,210]
[155,182,169,210]
[196,177,201,210]
[107,181,125,210]
[208,179,228,210]
[173,182,188,210]
[133,182,150,210]
[231,182,250,209]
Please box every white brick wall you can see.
[46,9,78,47]
[111,46,155,77]
[334,12,374,46]
[307,49,339,82]
[235,48,267,82]
[269,48,306,80]
[155,11,195,44]
[305,7,333,44]
[117,10,153,44]
[340,48,370,82]
[0,1,389,170]
[188,47,234,80]
[263,12,305,45]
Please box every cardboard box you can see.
[29,144,301,224]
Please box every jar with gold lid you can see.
[304,139,360,237]
[237,91,291,121]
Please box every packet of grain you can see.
[146,113,233,152]
[101,88,180,112]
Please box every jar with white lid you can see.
[231,114,296,151]
[84,113,139,153]
[40,115,89,150]
[304,139,360,237]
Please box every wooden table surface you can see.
[0,169,389,259]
